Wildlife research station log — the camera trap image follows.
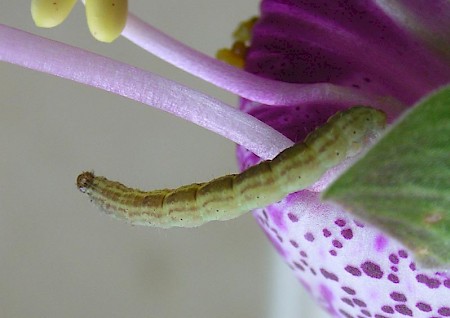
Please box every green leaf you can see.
[323,85,450,268]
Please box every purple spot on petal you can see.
[390,266,398,272]
[304,232,315,242]
[409,262,416,271]
[438,307,450,316]
[361,261,384,279]
[300,250,308,258]
[294,262,305,271]
[374,235,388,252]
[395,304,413,316]
[262,210,268,220]
[333,239,343,248]
[289,240,299,248]
[354,220,365,227]
[389,254,399,264]
[261,227,286,257]
[345,265,362,277]
[388,274,399,283]
[398,250,408,258]
[320,268,339,282]
[329,250,337,256]
[341,297,354,307]
[323,228,332,237]
[342,286,356,295]
[416,274,441,289]
[390,292,407,302]
[268,207,285,230]
[416,302,432,312]
[444,279,450,289]
[256,216,267,225]
[341,228,354,240]
[310,268,317,275]
[381,305,394,314]
[339,309,354,318]
[360,309,371,317]
[287,212,298,222]
[335,219,346,227]
[353,298,367,308]
[375,315,388,318]
[269,227,279,235]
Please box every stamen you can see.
[216,16,258,68]
[85,0,128,42]
[0,24,293,159]
[121,13,406,117]
[216,41,248,68]
[31,0,77,28]
[232,16,258,43]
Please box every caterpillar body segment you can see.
[77,106,386,228]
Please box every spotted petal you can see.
[238,1,450,317]
[250,190,450,318]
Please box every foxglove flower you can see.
[1,1,449,318]
[237,2,450,318]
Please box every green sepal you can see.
[323,85,450,268]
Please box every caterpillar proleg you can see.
[77,106,386,228]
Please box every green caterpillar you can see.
[77,106,386,228]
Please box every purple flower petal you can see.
[239,1,450,317]
[247,0,450,105]
[2,1,449,316]
[375,0,450,62]
[122,13,404,115]
[248,188,450,318]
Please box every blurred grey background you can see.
[0,1,327,317]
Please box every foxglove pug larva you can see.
[77,106,386,228]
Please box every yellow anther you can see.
[31,0,77,28]
[230,41,248,58]
[216,46,245,69]
[31,0,128,42]
[216,17,258,68]
[85,0,128,42]
[232,16,258,43]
